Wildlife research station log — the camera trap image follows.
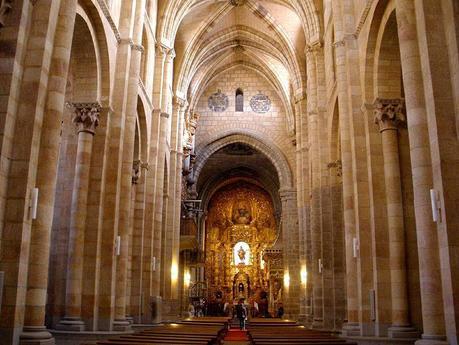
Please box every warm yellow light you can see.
[301,266,308,284]
[170,323,179,327]
[171,262,179,282]
[184,270,191,287]
[284,272,290,288]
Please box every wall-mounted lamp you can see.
[115,236,121,256]
[318,259,323,274]
[30,188,39,220]
[283,272,290,288]
[430,189,442,223]
[152,257,156,271]
[300,266,307,284]
[353,237,359,258]
[184,270,191,287]
[171,262,179,282]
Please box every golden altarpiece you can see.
[204,183,282,305]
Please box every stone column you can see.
[374,98,418,337]
[0,1,62,343]
[294,94,309,323]
[306,46,324,329]
[18,0,77,343]
[280,188,300,320]
[113,0,145,328]
[130,161,148,323]
[57,103,100,331]
[394,1,447,343]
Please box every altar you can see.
[204,183,279,306]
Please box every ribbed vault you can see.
[156,0,323,133]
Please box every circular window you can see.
[250,93,271,113]
[208,89,229,112]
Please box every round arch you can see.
[193,131,293,189]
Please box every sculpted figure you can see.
[238,246,246,262]
[232,200,252,225]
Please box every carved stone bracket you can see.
[69,102,101,135]
[374,98,406,132]
[0,0,13,28]
[132,160,141,184]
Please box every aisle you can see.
[223,327,251,345]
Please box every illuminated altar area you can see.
[204,182,279,303]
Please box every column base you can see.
[19,326,55,345]
[388,326,420,339]
[126,316,134,325]
[113,319,132,332]
[55,317,85,331]
[415,334,448,345]
[342,322,361,336]
[150,295,163,324]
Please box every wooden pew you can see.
[95,322,225,345]
[248,322,356,345]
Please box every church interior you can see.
[0,0,458,344]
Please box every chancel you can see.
[0,1,458,345]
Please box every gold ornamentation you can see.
[205,183,277,302]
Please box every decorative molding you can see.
[0,0,12,28]
[355,0,376,37]
[68,102,101,135]
[96,0,121,43]
[373,98,406,132]
[138,78,152,110]
[131,43,144,52]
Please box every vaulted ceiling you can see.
[156,0,323,127]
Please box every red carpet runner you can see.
[224,328,250,341]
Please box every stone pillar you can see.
[395,1,447,343]
[306,46,324,329]
[57,103,100,331]
[113,0,146,329]
[374,98,418,337]
[18,0,77,343]
[130,160,148,323]
[0,1,62,343]
[331,35,360,336]
[280,188,300,320]
[294,94,309,323]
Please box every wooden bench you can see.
[95,323,225,345]
[248,323,356,345]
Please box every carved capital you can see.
[69,102,101,135]
[166,48,176,62]
[175,96,188,109]
[374,98,406,132]
[327,160,342,177]
[0,0,12,28]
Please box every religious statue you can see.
[232,200,252,225]
[238,246,246,263]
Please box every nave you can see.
[0,0,458,345]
